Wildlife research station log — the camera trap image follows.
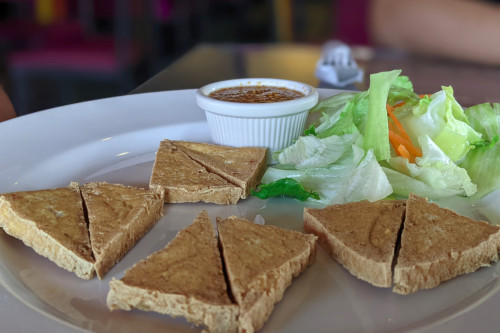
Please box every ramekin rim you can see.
[195,78,319,118]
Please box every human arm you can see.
[0,86,16,122]
[370,0,500,65]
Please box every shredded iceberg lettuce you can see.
[259,145,392,206]
[385,135,477,198]
[277,133,360,169]
[459,103,500,198]
[363,69,401,161]
[254,70,500,206]
[400,87,482,162]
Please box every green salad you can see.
[252,70,500,207]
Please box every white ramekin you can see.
[195,78,319,163]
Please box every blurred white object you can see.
[315,40,364,87]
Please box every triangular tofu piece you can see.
[393,194,500,294]
[80,182,164,279]
[217,216,317,333]
[150,140,242,204]
[173,141,267,198]
[303,200,406,288]
[107,210,238,333]
[0,183,94,279]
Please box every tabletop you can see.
[132,42,500,107]
[2,42,500,333]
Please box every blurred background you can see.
[2,0,499,118]
[0,0,335,116]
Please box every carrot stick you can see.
[397,145,412,162]
[389,130,422,158]
[386,103,423,161]
[386,104,411,142]
[387,118,398,133]
[388,134,400,153]
[388,130,406,154]
[388,129,405,152]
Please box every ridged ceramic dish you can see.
[195,78,319,163]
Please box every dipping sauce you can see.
[209,86,305,103]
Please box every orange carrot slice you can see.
[386,104,422,162]
[388,130,422,159]
[387,104,411,142]
[397,144,412,162]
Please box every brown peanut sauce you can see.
[209,86,305,103]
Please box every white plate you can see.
[1,89,500,333]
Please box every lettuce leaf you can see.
[362,69,401,161]
[255,70,500,204]
[382,168,465,199]
[465,103,500,141]
[251,178,320,201]
[459,103,500,198]
[386,75,420,107]
[385,135,477,198]
[310,93,362,137]
[310,91,358,116]
[400,87,482,162]
[277,132,360,169]
[460,138,500,198]
[262,145,392,206]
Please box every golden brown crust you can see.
[173,141,267,199]
[0,183,95,279]
[393,194,500,294]
[217,216,317,333]
[303,200,406,288]
[107,210,238,333]
[149,140,242,204]
[81,182,164,279]
[108,279,238,333]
